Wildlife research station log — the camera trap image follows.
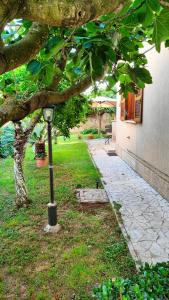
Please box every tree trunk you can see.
[13,122,29,208]
[13,113,42,208]
[97,112,102,135]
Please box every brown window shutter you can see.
[128,93,135,120]
[120,97,126,121]
[134,89,143,123]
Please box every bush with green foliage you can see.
[93,262,169,300]
[81,128,98,135]
[29,123,46,145]
[53,96,89,137]
[0,125,14,158]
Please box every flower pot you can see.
[36,157,48,168]
[87,134,94,139]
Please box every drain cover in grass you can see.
[76,189,109,203]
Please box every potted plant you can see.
[29,124,48,167]
[35,141,48,167]
[87,133,94,139]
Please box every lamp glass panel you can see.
[43,108,54,122]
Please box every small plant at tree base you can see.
[93,262,169,300]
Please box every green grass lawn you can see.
[0,136,136,300]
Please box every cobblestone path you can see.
[88,139,169,265]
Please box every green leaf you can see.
[165,40,169,47]
[153,8,169,52]
[106,48,116,62]
[146,0,161,12]
[22,20,32,30]
[85,22,100,34]
[45,38,65,59]
[134,67,152,84]
[117,63,130,74]
[5,84,15,94]
[106,75,117,88]
[119,74,132,84]
[143,3,154,26]
[137,79,145,88]
[131,0,144,9]
[73,67,82,75]
[43,63,56,86]
[27,60,42,75]
[83,42,92,49]
[0,78,5,90]
[91,54,103,77]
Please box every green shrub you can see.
[93,262,169,300]
[81,128,98,135]
[0,125,14,158]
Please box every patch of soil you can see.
[35,261,50,272]
[77,203,109,214]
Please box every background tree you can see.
[0,0,169,127]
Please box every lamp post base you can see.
[44,223,61,233]
[47,202,57,226]
[44,202,60,233]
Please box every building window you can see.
[120,90,143,123]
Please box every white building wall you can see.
[116,46,169,200]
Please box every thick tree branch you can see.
[15,0,125,26]
[0,23,49,74]
[0,0,124,74]
[0,76,93,126]
[0,0,21,28]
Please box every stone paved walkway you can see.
[87,139,169,265]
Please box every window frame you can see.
[120,90,143,124]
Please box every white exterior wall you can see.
[116,46,169,200]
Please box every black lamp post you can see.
[43,107,57,228]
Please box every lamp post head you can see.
[43,107,54,123]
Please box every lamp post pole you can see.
[47,120,57,226]
[43,107,60,233]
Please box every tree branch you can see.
[0,0,125,74]
[16,0,125,26]
[0,75,94,126]
[0,0,21,28]
[0,22,49,74]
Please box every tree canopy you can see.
[0,0,169,127]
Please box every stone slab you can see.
[76,188,109,203]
